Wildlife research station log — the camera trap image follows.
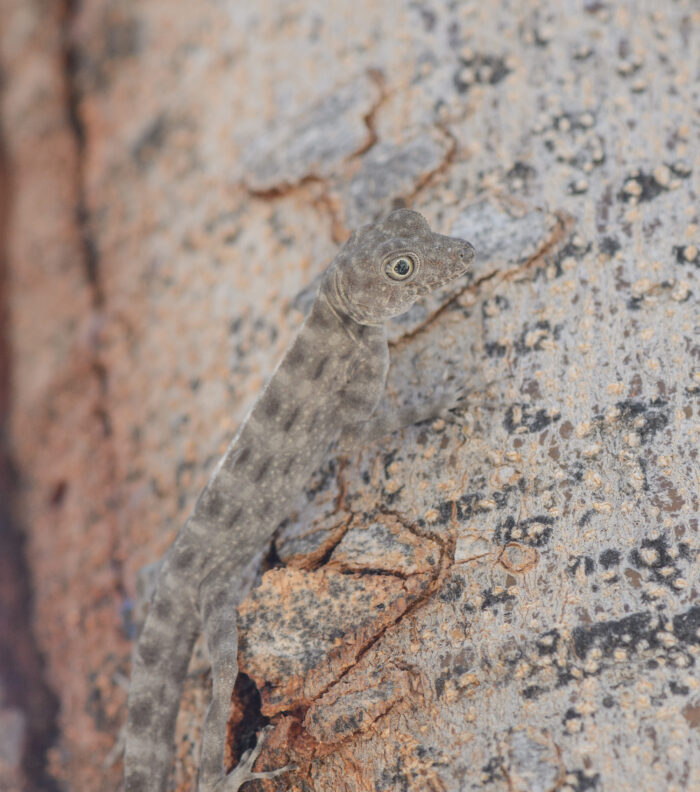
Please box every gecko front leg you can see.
[343,375,513,444]
[342,384,467,443]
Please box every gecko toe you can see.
[217,726,293,792]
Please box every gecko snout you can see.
[458,239,476,265]
[443,238,476,277]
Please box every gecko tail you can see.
[124,565,200,792]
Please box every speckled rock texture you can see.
[1,1,698,791]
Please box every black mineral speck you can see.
[507,161,536,182]
[616,399,669,443]
[481,586,516,611]
[599,549,621,568]
[617,170,667,203]
[333,713,360,734]
[573,611,651,659]
[497,514,554,547]
[568,555,595,577]
[439,577,465,603]
[578,510,595,527]
[536,629,560,655]
[453,53,512,94]
[599,236,621,256]
[481,295,510,318]
[485,341,508,358]
[673,605,700,646]
[563,707,582,724]
[673,244,700,267]
[481,756,505,783]
[376,761,411,792]
[629,533,687,590]
[504,404,560,434]
[514,320,563,355]
[565,768,601,791]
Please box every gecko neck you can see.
[310,282,382,350]
[321,269,385,327]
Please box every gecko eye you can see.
[386,255,415,281]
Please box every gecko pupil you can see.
[387,255,415,280]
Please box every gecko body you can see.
[124,209,475,791]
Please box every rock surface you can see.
[1,1,698,791]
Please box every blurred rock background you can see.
[0,1,698,790]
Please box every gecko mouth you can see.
[419,269,470,294]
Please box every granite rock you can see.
[1,1,698,790]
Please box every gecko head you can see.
[324,209,475,324]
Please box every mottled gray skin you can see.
[124,209,475,792]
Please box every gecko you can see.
[124,208,475,792]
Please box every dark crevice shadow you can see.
[0,70,62,792]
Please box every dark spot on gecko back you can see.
[174,547,196,569]
[254,457,272,482]
[156,682,170,705]
[262,391,280,417]
[281,455,295,476]
[139,641,160,666]
[312,356,328,380]
[340,388,371,411]
[125,770,148,792]
[237,447,250,466]
[203,488,223,517]
[159,707,179,741]
[287,341,305,367]
[229,506,242,529]
[129,699,153,731]
[283,405,300,432]
[153,598,172,621]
